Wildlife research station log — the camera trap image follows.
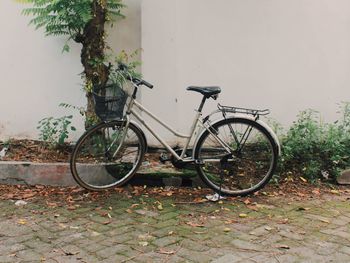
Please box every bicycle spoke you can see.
[195,118,277,196]
[71,121,145,191]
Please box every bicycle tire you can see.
[194,117,278,196]
[70,121,146,191]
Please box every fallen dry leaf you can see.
[22,192,36,199]
[100,212,108,217]
[46,202,58,208]
[58,223,67,229]
[297,207,311,211]
[299,177,307,183]
[192,197,208,203]
[243,199,251,205]
[138,241,149,247]
[17,219,27,225]
[297,192,306,197]
[158,248,175,255]
[276,244,290,249]
[194,231,207,234]
[312,189,320,195]
[63,250,79,256]
[186,222,205,227]
[278,218,289,224]
[247,205,259,211]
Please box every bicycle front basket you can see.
[93,83,128,121]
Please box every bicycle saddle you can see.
[187,86,221,98]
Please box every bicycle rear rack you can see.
[218,104,270,116]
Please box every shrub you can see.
[279,103,350,182]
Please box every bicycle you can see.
[70,64,280,196]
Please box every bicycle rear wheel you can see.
[70,121,146,191]
[194,118,278,196]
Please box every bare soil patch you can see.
[0,139,71,163]
[0,139,159,164]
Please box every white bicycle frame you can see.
[123,95,232,162]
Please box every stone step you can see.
[0,161,205,188]
[337,169,350,185]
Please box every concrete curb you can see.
[337,169,350,185]
[0,161,206,188]
[0,161,74,186]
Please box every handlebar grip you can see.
[116,63,153,89]
[141,80,153,89]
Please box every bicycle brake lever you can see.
[117,62,128,71]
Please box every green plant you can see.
[280,103,350,182]
[37,115,76,149]
[109,50,142,86]
[1,138,12,149]
[59,103,85,117]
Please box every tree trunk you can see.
[80,0,109,128]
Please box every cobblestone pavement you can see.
[0,188,350,263]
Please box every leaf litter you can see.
[0,177,348,214]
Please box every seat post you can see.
[198,96,207,112]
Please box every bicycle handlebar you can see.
[117,63,153,89]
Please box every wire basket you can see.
[93,83,128,121]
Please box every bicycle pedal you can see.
[159,153,171,163]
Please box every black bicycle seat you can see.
[187,86,221,98]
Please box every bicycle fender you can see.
[255,118,281,156]
[196,115,281,156]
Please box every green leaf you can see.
[62,43,70,53]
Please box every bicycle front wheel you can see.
[70,121,146,191]
[194,118,278,196]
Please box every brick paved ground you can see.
[0,187,350,262]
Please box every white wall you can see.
[0,0,141,140]
[1,0,350,146]
[142,0,350,144]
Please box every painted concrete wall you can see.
[142,0,350,145]
[1,0,350,147]
[0,0,141,140]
